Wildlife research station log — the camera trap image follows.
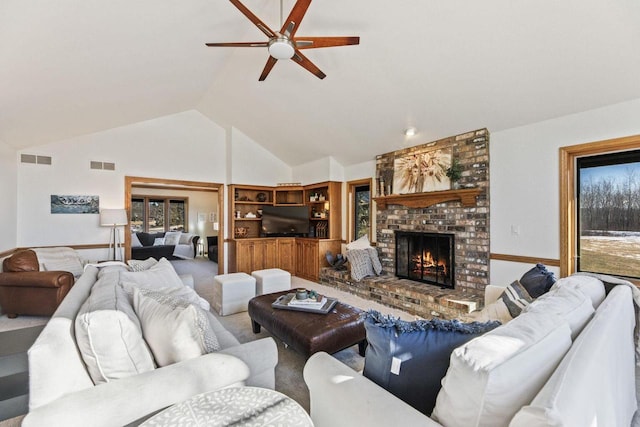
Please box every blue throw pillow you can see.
[519,263,556,298]
[362,311,500,415]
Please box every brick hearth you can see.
[319,268,484,319]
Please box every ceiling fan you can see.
[206,0,360,81]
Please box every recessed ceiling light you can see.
[404,127,417,137]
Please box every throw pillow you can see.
[127,257,159,272]
[44,257,85,277]
[120,281,211,312]
[500,280,534,318]
[363,311,500,416]
[133,288,220,367]
[131,233,143,248]
[153,237,166,246]
[461,298,513,324]
[520,263,556,298]
[367,247,383,275]
[347,248,376,281]
[163,231,182,246]
[119,257,184,290]
[75,275,155,384]
[346,234,371,250]
[179,232,195,245]
[3,249,39,272]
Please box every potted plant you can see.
[446,159,463,189]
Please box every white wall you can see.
[16,110,228,260]
[490,97,640,284]
[0,143,18,252]
[230,127,292,185]
[292,156,346,184]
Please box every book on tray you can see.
[288,297,327,309]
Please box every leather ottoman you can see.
[248,291,366,357]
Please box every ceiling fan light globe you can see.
[268,39,295,60]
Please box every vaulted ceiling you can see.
[2,0,640,166]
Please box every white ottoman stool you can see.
[212,273,256,316]
[252,268,292,295]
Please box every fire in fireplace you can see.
[395,231,455,289]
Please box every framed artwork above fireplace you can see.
[393,146,452,194]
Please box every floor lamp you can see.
[100,209,128,261]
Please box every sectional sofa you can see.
[304,274,638,426]
[23,259,277,426]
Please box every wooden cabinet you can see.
[230,238,277,274]
[228,181,342,278]
[305,181,341,240]
[277,238,296,274]
[295,238,342,282]
[229,238,294,274]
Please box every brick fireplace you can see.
[320,128,490,318]
[376,128,490,292]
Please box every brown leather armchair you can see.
[0,250,74,318]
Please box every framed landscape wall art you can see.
[393,146,452,194]
[50,195,99,214]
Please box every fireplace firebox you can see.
[395,231,455,289]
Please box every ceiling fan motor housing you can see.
[268,37,295,59]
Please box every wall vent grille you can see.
[21,154,52,165]
[91,161,116,171]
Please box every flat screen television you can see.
[260,205,309,237]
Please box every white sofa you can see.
[22,262,278,427]
[304,275,638,427]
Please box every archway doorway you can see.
[124,176,225,273]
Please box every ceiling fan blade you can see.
[295,36,360,49]
[280,0,312,38]
[259,56,278,81]
[205,42,269,47]
[229,0,277,39]
[292,50,326,79]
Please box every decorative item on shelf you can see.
[380,169,394,196]
[256,192,267,202]
[234,227,248,238]
[245,212,257,218]
[277,182,302,187]
[237,196,250,201]
[326,250,348,271]
[257,209,263,217]
[235,210,242,219]
[319,194,326,201]
[234,189,239,200]
[446,158,463,189]
[316,221,328,238]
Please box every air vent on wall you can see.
[90,161,115,171]
[21,154,52,165]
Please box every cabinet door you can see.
[235,241,255,274]
[277,239,296,274]
[305,242,319,280]
[262,240,278,270]
[295,240,306,277]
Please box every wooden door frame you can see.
[125,176,225,273]
[346,178,373,243]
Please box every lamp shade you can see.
[100,209,128,226]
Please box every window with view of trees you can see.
[354,184,370,240]
[577,150,640,279]
[130,196,187,233]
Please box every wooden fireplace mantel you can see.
[374,187,482,210]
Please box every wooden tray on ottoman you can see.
[248,291,367,357]
[271,293,338,314]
